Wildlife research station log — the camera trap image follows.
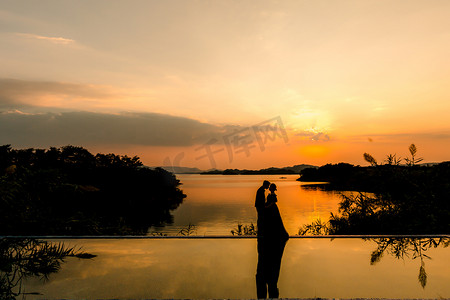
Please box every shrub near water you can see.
[299,145,450,235]
[0,145,186,235]
[231,223,257,236]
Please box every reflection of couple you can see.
[255,180,289,299]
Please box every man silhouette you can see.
[255,180,270,236]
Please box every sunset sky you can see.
[1,0,450,169]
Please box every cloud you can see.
[16,33,75,45]
[0,110,224,148]
[296,130,330,142]
[0,78,120,108]
[0,78,283,149]
[351,132,450,143]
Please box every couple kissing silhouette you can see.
[255,180,289,299]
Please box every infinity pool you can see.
[5,237,450,299]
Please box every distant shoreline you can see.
[158,164,317,175]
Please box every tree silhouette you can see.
[299,144,450,234]
[0,145,185,235]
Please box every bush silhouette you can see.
[0,145,186,235]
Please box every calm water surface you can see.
[7,175,448,299]
[21,238,450,299]
[152,174,342,235]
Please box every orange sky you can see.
[1,0,450,169]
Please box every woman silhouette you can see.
[256,183,289,298]
[265,184,289,241]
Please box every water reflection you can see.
[8,238,450,299]
[166,174,343,235]
[256,238,288,298]
[0,238,95,299]
[367,237,450,288]
[299,183,333,191]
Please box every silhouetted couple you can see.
[255,180,289,299]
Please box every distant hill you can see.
[154,164,317,174]
[200,164,317,175]
[284,164,318,173]
[157,166,203,174]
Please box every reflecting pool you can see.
[4,237,448,299]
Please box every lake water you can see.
[151,174,343,235]
[5,175,449,299]
[19,237,450,299]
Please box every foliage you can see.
[177,224,197,236]
[0,238,95,299]
[405,144,424,166]
[298,218,330,235]
[148,224,198,236]
[231,223,257,236]
[385,153,402,166]
[367,237,449,288]
[363,153,378,166]
[150,232,168,237]
[0,145,186,235]
[299,144,450,234]
[298,163,374,191]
